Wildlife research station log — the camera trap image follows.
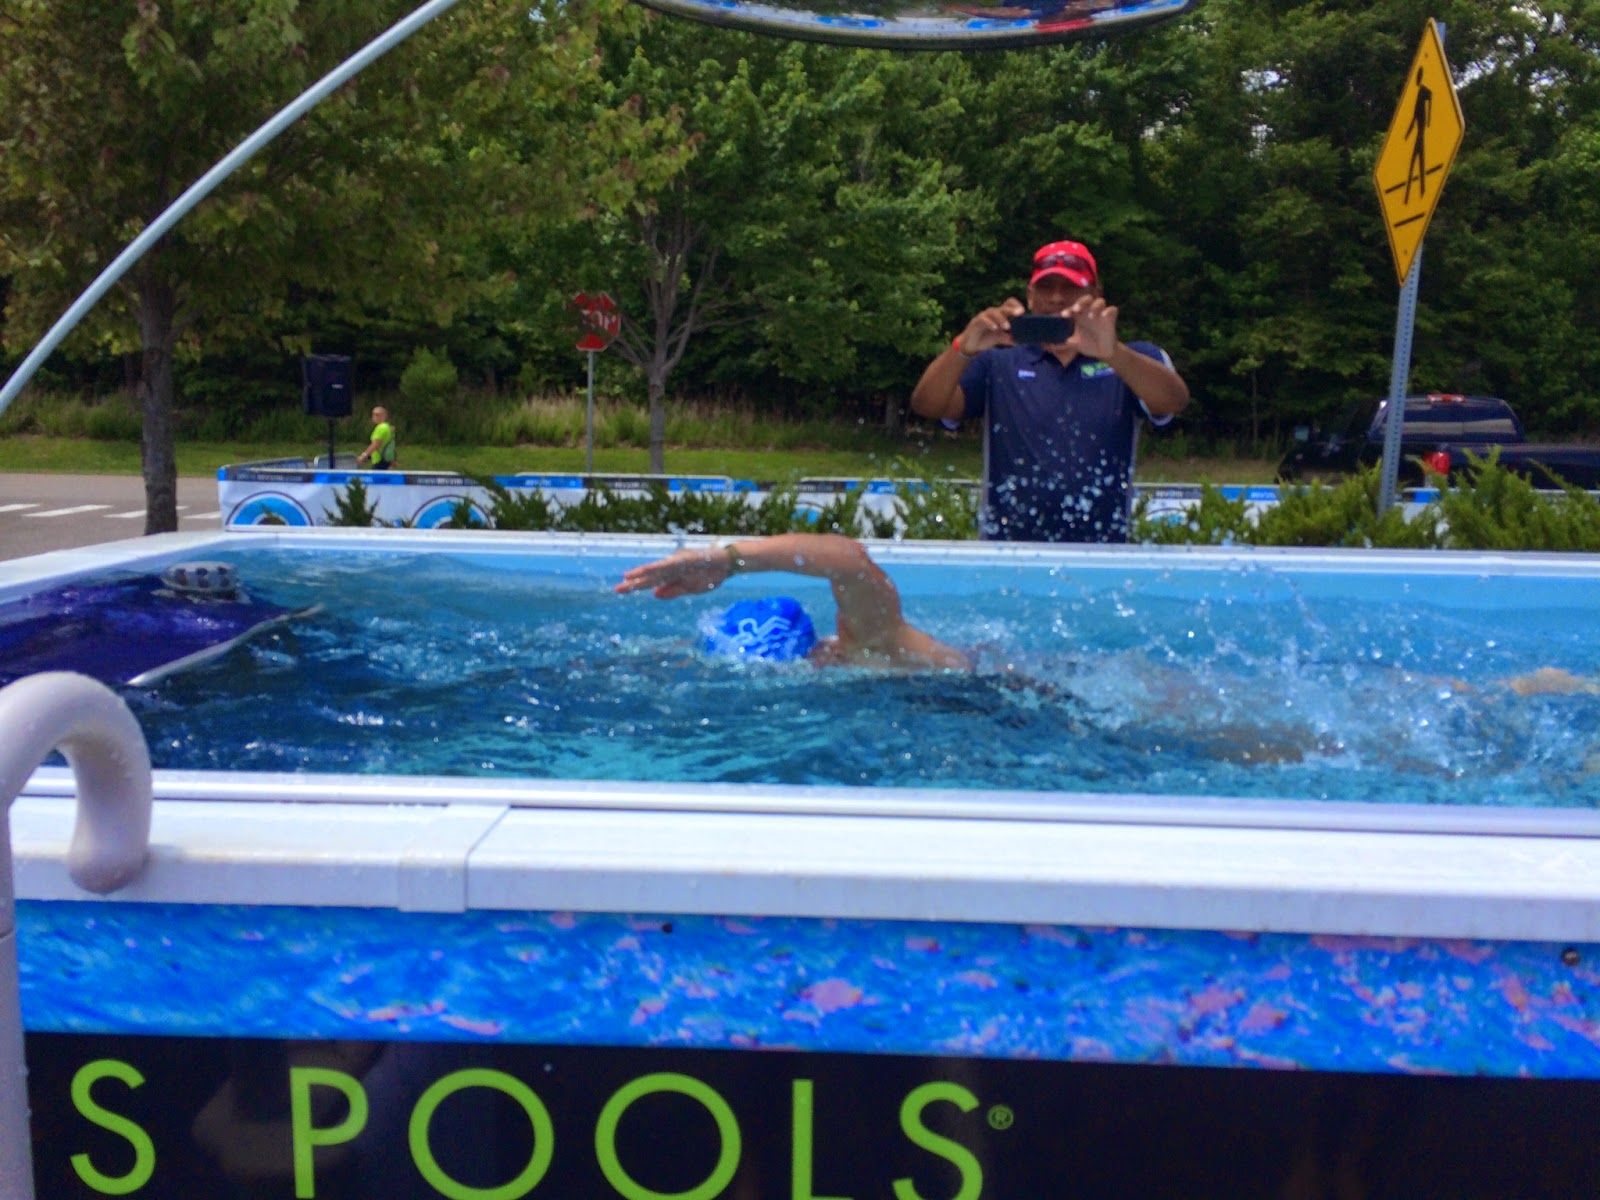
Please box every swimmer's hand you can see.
[615,547,731,600]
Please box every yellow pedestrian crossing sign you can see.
[1374,19,1464,285]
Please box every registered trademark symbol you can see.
[987,1104,1014,1131]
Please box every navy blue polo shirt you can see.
[959,341,1173,543]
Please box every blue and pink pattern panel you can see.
[19,902,1600,1078]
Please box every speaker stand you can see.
[327,418,337,471]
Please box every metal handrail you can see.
[0,673,153,1200]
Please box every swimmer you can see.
[615,533,971,670]
[616,535,1597,771]
[616,536,1331,764]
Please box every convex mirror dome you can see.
[635,0,1196,49]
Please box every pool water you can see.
[120,546,1600,807]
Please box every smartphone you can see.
[1007,314,1074,344]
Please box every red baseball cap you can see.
[1030,240,1098,289]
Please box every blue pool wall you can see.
[19,901,1600,1079]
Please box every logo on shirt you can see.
[1080,361,1114,379]
[1017,369,1036,379]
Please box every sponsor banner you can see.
[218,467,1444,535]
[28,1034,1600,1198]
[218,473,912,532]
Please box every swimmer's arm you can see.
[1419,667,1600,697]
[1498,667,1600,696]
[616,534,968,666]
[615,534,902,637]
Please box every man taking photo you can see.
[911,239,1189,543]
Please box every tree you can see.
[570,21,971,470]
[0,0,634,529]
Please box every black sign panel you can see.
[27,1034,1600,1198]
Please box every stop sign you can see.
[569,291,621,352]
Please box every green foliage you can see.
[1436,451,1600,552]
[1132,486,1253,546]
[399,348,460,408]
[300,457,1600,549]
[461,477,906,537]
[1253,470,1442,550]
[549,484,716,535]
[323,477,380,527]
[0,0,645,525]
[551,21,972,469]
[802,488,898,540]
[0,393,142,440]
[471,475,558,532]
[441,498,490,529]
[1135,457,1600,552]
[1132,469,1443,549]
[891,477,979,541]
[7,0,1600,461]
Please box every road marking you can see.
[0,502,41,513]
[26,504,113,518]
[108,509,147,519]
[182,511,221,521]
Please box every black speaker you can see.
[302,354,353,418]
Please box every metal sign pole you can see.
[1377,246,1423,514]
[1375,19,1449,518]
[585,350,597,475]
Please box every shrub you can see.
[441,498,490,529]
[398,348,459,408]
[893,477,979,541]
[795,487,892,539]
[1132,486,1252,545]
[602,405,651,449]
[1437,451,1600,552]
[1253,468,1441,549]
[472,475,557,531]
[324,477,379,527]
[82,396,143,441]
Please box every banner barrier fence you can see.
[217,461,1442,533]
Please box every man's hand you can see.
[956,297,1027,356]
[1066,294,1120,360]
[912,298,1024,420]
[615,546,731,599]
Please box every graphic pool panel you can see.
[19,902,1600,1079]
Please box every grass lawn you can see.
[0,434,1280,484]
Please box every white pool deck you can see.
[9,529,1600,945]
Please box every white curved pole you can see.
[0,673,155,1200]
[0,0,467,417]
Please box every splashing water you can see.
[117,547,1600,807]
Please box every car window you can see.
[1401,417,1520,438]
[1367,398,1519,441]
[1340,399,1378,438]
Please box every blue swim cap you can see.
[700,596,817,663]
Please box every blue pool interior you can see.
[29,541,1600,808]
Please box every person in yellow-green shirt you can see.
[356,406,397,469]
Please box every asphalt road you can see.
[0,473,223,562]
